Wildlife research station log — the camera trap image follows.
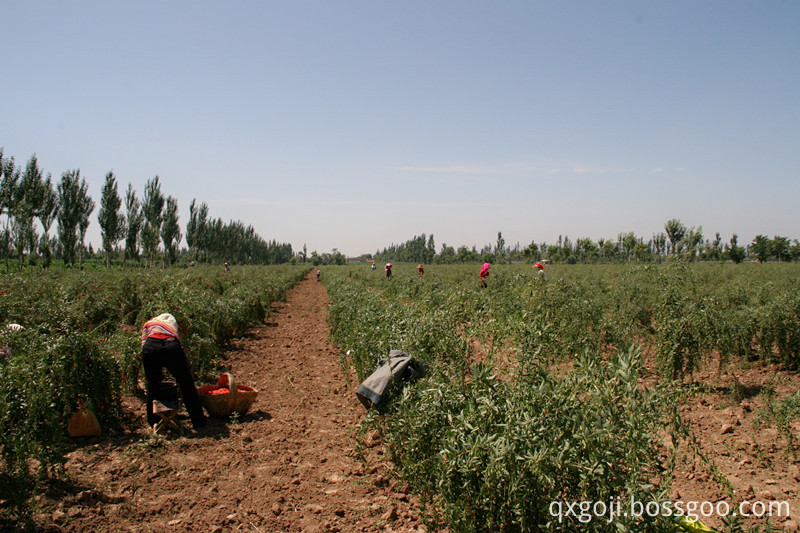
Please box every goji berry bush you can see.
[325,262,800,532]
[0,265,309,510]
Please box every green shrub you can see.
[0,264,311,514]
[383,348,675,532]
[0,327,121,506]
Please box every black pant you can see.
[142,337,207,429]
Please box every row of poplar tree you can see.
[373,224,800,265]
[0,149,293,269]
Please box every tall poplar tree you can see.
[98,171,125,266]
[186,199,209,262]
[124,183,143,264]
[56,170,84,267]
[77,184,95,268]
[196,201,209,262]
[161,195,181,266]
[664,219,686,256]
[140,176,164,267]
[36,175,57,268]
[726,234,746,264]
[0,151,19,271]
[12,155,45,267]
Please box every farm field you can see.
[324,262,800,532]
[3,269,426,533]
[1,262,799,532]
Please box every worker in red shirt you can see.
[479,262,491,288]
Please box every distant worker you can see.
[417,264,424,276]
[316,269,321,281]
[535,262,546,280]
[371,262,376,271]
[141,313,207,432]
[385,263,393,278]
[224,262,231,273]
[479,262,491,288]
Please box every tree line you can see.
[371,220,799,265]
[185,199,293,265]
[4,148,795,269]
[373,234,436,264]
[0,149,292,270]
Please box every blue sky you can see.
[2,1,798,257]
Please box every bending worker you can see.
[535,262,546,280]
[141,313,207,431]
[479,262,491,288]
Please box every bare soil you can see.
[23,272,800,532]
[665,356,800,531]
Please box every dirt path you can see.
[42,273,425,533]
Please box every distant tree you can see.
[308,249,343,266]
[576,238,598,263]
[621,232,638,261]
[685,226,703,261]
[187,207,292,265]
[750,235,771,263]
[455,245,478,263]
[426,234,436,264]
[633,241,651,262]
[331,249,346,265]
[77,182,95,268]
[197,202,210,261]
[771,236,790,262]
[207,217,223,260]
[98,171,125,267]
[186,199,209,262]
[522,241,539,263]
[709,232,723,262]
[0,149,14,215]
[495,232,505,260]
[789,240,800,262]
[549,235,575,264]
[600,239,619,262]
[124,183,143,264]
[140,176,164,267]
[0,150,19,271]
[652,232,667,259]
[36,175,57,268]
[185,199,199,260]
[479,242,496,264]
[726,234,746,264]
[56,169,87,267]
[373,234,435,264]
[437,243,455,264]
[664,219,686,256]
[11,155,47,267]
[161,195,181,266]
